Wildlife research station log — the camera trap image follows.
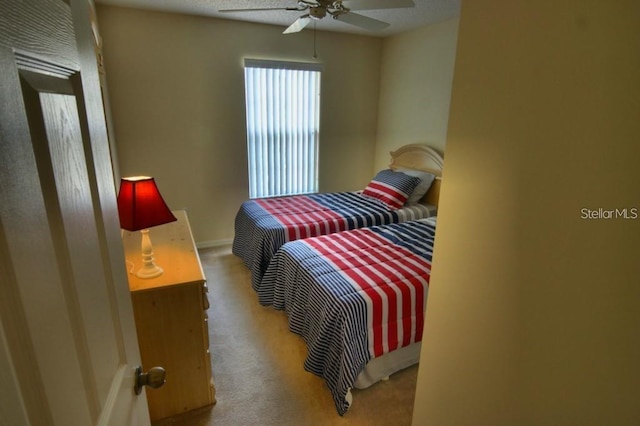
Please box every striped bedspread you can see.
[260,219,436,415]
[232,191,435,289]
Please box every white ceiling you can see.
[95,0,461,36]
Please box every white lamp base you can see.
[137,229,163,279]
[136,263,163,279]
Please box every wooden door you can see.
[0,0,150,424]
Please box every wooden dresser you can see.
[122,210,215,421]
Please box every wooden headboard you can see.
[388,144,444,208]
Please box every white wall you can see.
[413,1,640,424]
[374,18,459,172]
[96,6,383,245]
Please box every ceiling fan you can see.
[219,0,416,34]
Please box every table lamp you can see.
[117,176,177,279]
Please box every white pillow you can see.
[395,167,436,205]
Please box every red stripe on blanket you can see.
[255,196,347,241]
[305,228,431,358]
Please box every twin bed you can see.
[261,217,436,414]
[232,144,443,415]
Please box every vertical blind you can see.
[244,59,322,198]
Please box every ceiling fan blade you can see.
[342,0,415,11]
[283,16,312,34]
[219,7,301,13]
[335,12,390,31]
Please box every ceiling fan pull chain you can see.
[313,21,318,59]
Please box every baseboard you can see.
[196,238,233,249]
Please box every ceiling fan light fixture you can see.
[327,3,350,18]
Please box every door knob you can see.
[134,365,166,395]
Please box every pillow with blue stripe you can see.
[394,167,436,205]
[362,169,421,209]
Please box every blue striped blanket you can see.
[232,191,434,290]
[260,219,436,415]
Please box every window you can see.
[243,59,322,198]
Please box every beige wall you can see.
[374,18,459,172]
[413,1,640,424]
[96,6,383,245]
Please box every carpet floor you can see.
[153,245,418,426]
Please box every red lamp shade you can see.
[117,177,177,231]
